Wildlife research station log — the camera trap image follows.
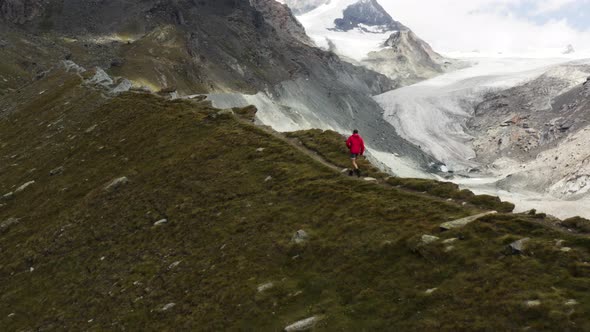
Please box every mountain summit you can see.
[333,0,405,33]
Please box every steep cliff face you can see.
[333,0,404,33]
[250,0,313,46]
[0,0,45,24]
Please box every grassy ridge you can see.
[0,72,589,330]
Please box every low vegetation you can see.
[0,71,589,331]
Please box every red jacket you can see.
[346,133,365,155]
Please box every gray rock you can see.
[565,299,578,306]
[425,288,438,295]
[87,68,113,87]
[168,261,181,269]
[15,181,35,193]
[525,300,541,307]
[363,177,378,182]
[154,219,168,226]
[257,282,274,292]
[0,217,19,229]
[160,303,176,311]
[111,79,133,94]
[292,230,309,244]
[105,176,129,192]
[50,166,64,176]
[264,176,273,182]
[440,211,497,230]
[442,238,458,244]
[509,238,530,254]
[2,192,14,200]
[284,316,321,331]
[560,247,572,252]
[421,234,440,244]
[256,147,266,152]
[85,124,98,133]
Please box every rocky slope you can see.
[277,0,330,15]
[2,65,590,330]
[332,0,404,33]
[0,0,437,171]
[363,30,464,85]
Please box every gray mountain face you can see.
[363,30,465,85]
[0,0,437,172]
[0,0,45,24]
[467,63,590,198]
[279,0,330,15]
[333,0,404,33]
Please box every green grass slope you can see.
[1,71,590,331]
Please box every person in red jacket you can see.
[346,129,365,177]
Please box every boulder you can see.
[509,238,530,254]
[105,176,129,192]
[292,230,309,244]
[14,181,35,193]
[284,316,321,331]
[421,234,440,244]
[440,211,497,230]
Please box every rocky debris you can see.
[160,303,176,311]
[442,238,458,244]
[168,261,181,269]
[425,288,438,295]
[49,166,64,176]
[440,211,497,230]
[525,300,541,307]
[508,238,530,254]
[0,217,20,229]
[105,176,129,192]
[257,282,274,292]
[256,147,265,152]
[61,60,86,73]
[14,180,35,193]
[363,177,378,182]
[111,79,132,94]
[421,234,439,244]
[86,68,113,87]
[264,176,273,182]
[154,219,168,226]
[565,299,578,306]
[291,230,309,244]
[217,109,234,116]
[284,316,321,331]
[560,247,572,253]
[279,0,329,15]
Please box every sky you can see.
[377,0,590,55]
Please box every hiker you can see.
[346,129,365,177]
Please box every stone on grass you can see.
[85,124,98,133]
[0,217,20,229]
[425,288,438,295]
[560,247,572,252]
[105,176,129,192]
[440,211,497,230]
[363,177,378,182]
[160,303,176,311]
[50,166,64,176]
[442,238,458,244]
[421,234,440,244]
[525,300,541,307]
[257,282,274,292]
[15,181,35,193]
[565,299,578,306]
[509,238,530,254]
[154,219,168,226]
[284,316,321,331]
[2,192,14,200]
[168,261,181,269]
[444,246,455,252]
[292,230,309,244]
[264,176,273,182]
[256,148,265,152]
